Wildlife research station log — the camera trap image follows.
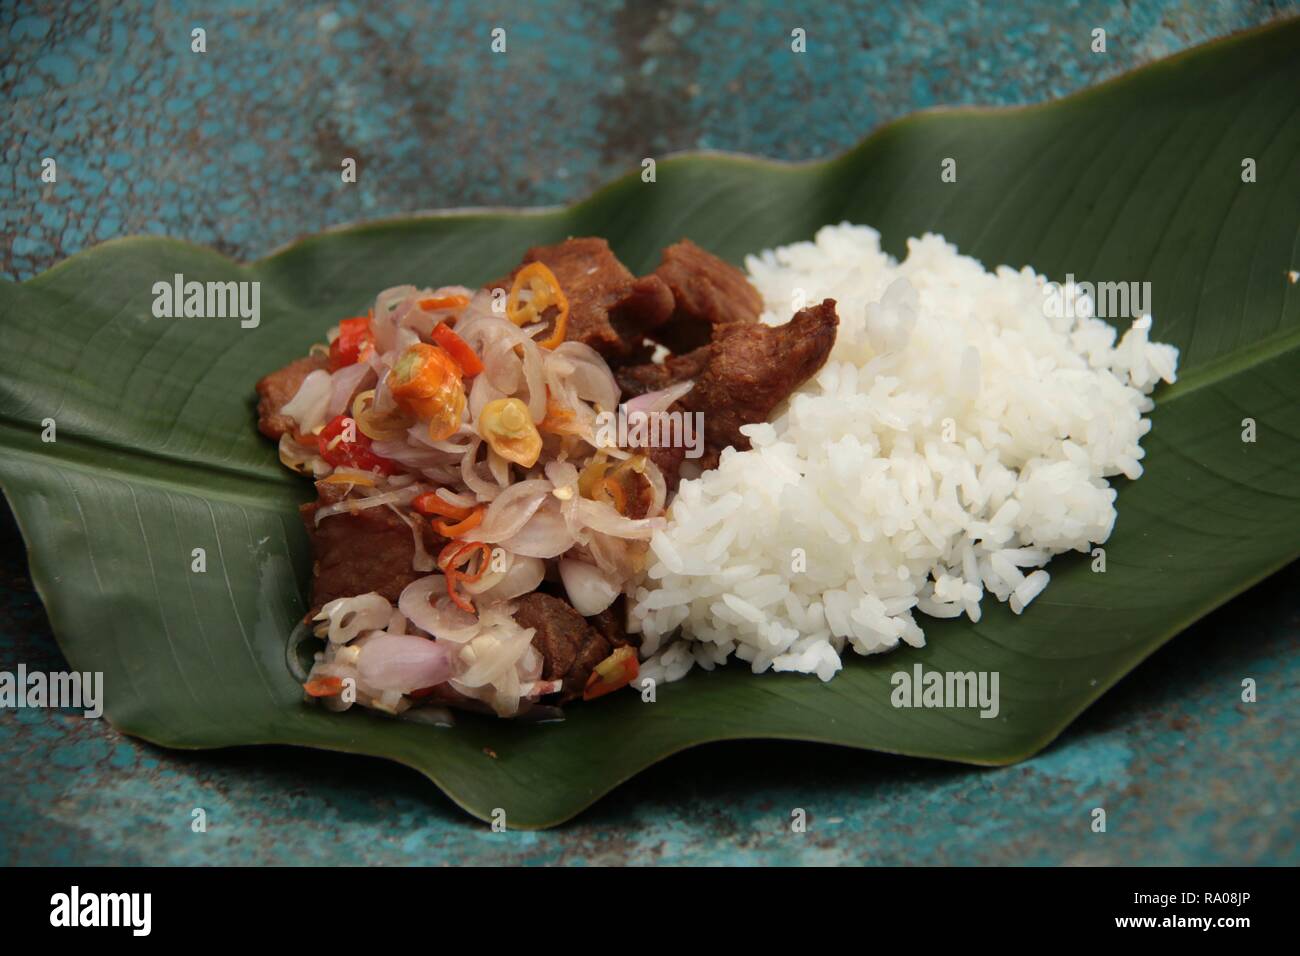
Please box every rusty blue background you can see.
[1,0,1297,864]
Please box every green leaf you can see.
[2,20,1297,828]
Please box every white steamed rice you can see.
[631,223,1179,685]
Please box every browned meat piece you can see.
[255,354,328,440]
[514,592,612,701]
[487,238,674,362]
[615,344,711,400]
[611,274,675,352]
[586,595,637,651]
[688,299,838,464]
[299,485,442,615]
[650,239,764,353]
[643,444,687,491]
[615,348,708,488]
[616,299,839,474]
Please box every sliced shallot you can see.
[470,554,546,603]
[327,362,375,417]
[314,592,393,645]
[559,559,621,616]
[472,479,551,542]
[398,575,481,643]
[281,369,332,433]
[356,633,456,693]
[622,379,694,416]
[502,499,576,558]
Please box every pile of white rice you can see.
[631,223,1178,684]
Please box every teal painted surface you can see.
[1,0,1297,864]
[4,0,1296,280]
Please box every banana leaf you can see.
[1,19,1297,828]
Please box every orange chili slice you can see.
[479,397,542,468]
[304,676,344,698]
[439,541,490,614]
[320,472,377,487]
[540,390,580,435]
[419,294,471,312]
[388,343,467,441]
[583,647,639,701]
[537,314,568,350]
[431,322,484,376]
[435,505,484,538]
[506,261,569,349]
[412,492,474,521]
[445,541,491,582]
[445,574,475,614]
